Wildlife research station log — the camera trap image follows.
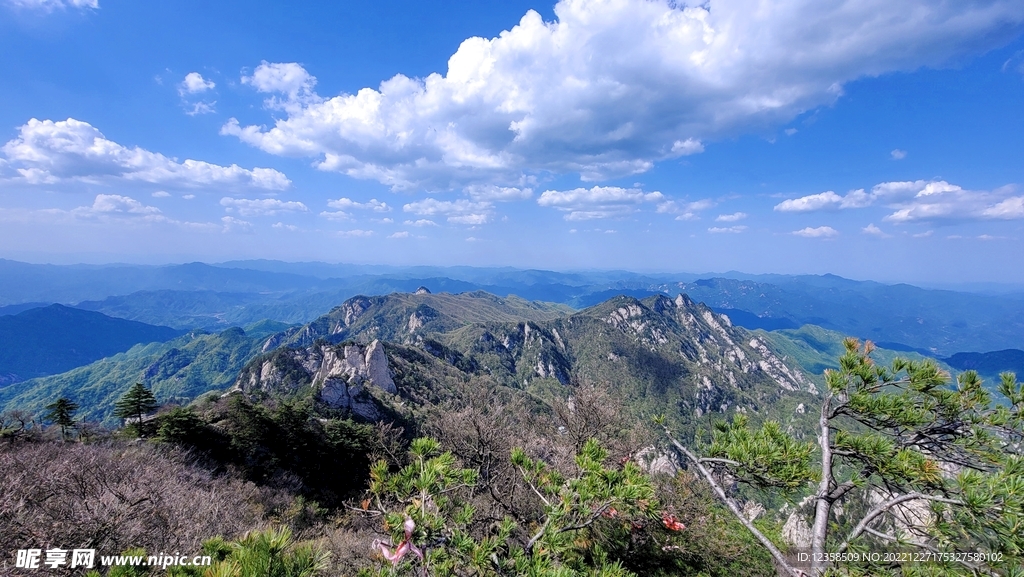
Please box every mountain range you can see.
[0,289,954,430]
[0,320,290,424]
[2,259,1022,428]
[2,259,1022,356]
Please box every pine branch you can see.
[837,492,964,554]
[663,426,805,577]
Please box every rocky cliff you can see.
[439,293,816,425]
[256,291,819,434]
[234,339,396,419]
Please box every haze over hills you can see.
[2,259,1022,356]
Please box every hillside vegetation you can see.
[0,304,181,384]
[0,320,290,424]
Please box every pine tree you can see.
[360,436,658,576]
[43,396,79,441]
[663,338,1024,576]
[114,383,158,436]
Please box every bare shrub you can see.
[0,410,41,442]
[320,512,380,576]
[550,380,653,460]
[0,440,267,562]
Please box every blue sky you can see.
[1,0,1023,284]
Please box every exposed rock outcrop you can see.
[235,339,396,420]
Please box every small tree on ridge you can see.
[43,396,79,441]
[115,383,158,437]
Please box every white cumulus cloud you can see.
[403,198,493,224]
[337,229,374,237]
[184,102,216,116]
[708,225,746,234]
[326,197,391,212]
[179,72,215,96]
[1,118,290,190]
[537,185,663,220]
[715,212,747,222]
[773,180,1023,222]
[220,197,308,217]
[862,223,891,238]
[74,194,160,217]
[774,191,844,212]
[465,185,532,201]
[222,0,1024,191]
[891,149,907,160]
[869,181,1024,223]
[792,226,839,238]
[657,198,715,221]
[404,219,438,227]
[221,216,253,233]
[981,196,1024,219]
[242,61,319,111]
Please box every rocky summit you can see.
[237,291,820,432]
[234,339,396,420]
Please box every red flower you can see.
[661,513,685,532]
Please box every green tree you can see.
[43,396,79,441]
[114,382,158,437]
[360,436,658,576]
[663,338,1024,576]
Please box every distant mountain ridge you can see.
[264,291,573,350]
[668,277,1024,355]
[0,320,291,424]
[4,288,1003,428]
[943,349,1024,378]
[4,258,1022,355]
[0,305,181,384]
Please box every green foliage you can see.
[115,382,158,436]
[43,396,79,440]
[706,415,817,490]
[159,396,376,506]
[676,338,1024,576]
[167,527,330,577]
[156,406,205,445]
[362,436,658,576]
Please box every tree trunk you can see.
[809,394,833,575]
